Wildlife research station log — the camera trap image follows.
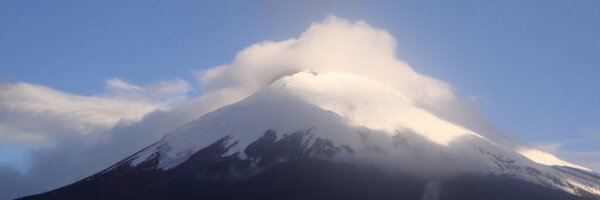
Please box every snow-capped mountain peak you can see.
[24,71,600,199]
[133,71,492,169]
[268,71,485,146]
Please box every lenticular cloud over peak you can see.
[197,16,454,111]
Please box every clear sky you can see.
[1,0,599,179]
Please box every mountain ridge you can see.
[20,71,600,199]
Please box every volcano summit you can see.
[20,17,600,200]
[22,71,600,200]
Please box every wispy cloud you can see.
[0,79,190,145]
[0,78,191,199]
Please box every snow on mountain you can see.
[518,148,590,171]
[267,71,484,146]
[128,71,600,197]
[15,16,600,200]
[133,71,483,169]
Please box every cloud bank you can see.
[0,79,191,199]
[0,79,189,145]
[0,16,594,199]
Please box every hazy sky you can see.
[1,0,599,196]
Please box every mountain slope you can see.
[21,71,600,200]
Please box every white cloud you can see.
[534,142,563,153]
[195,16,454,111]
[0,79,189,146]
[0,79,191,199]
[105,78,191,103]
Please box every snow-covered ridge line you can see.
[268,71,485,146]
[133,71,589,172]
[518,148,590,171]
[127,71,598,197]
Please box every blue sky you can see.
[1,0,599,175]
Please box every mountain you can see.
[20,72,600,200]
